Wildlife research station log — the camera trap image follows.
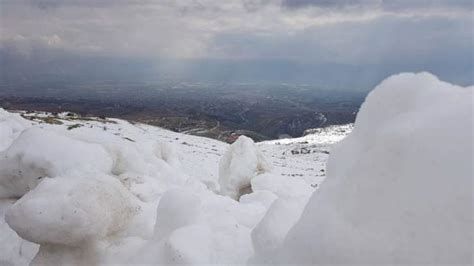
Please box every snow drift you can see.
[253,72,473,264]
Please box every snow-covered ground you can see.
[0,97,348,265]
[0,72,472,265]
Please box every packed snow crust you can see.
[0,72,471,265]
[252,72,474,265]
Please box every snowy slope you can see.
[2,111,349,193]
[260,124,353,187]
[0,107,350,265]
[3,72,468,266]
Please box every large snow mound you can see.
[254,72,473,264]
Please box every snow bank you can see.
[153,189,201,240]
[154,141,182,169]
[128,191,258,265]
[6,175,138,246]
[250,198,304,257]
[0,108,298,265]
[254,72,473,264]
[0,199,38,266]
[249,173,313,257]
[218,136,272,200]
[0,108,192,265]
[6,175,139,266]
[0,128,113,198]
[0,109,29,151]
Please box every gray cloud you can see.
[281,0,473,10]
[381,0,473,11]
[0,0,472,86]
[282,0,377,9]
[210,15,472,62]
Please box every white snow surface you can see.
[0,99,346,265]
[1,72,470,265]
[252,72,474,265]
[218,135,272,200]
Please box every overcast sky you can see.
[1,0,473,87]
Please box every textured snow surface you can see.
[0,98,344,265]
[253,72,474,265]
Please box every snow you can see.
[1,72,468,265]
[0,199,38,266]
[153,189,201,240]
[0,103,338,265]
[218,135,272,200]
[0,109,30,151]
[6,175,139,246]
[268,123,353,146]
[0,128,113,198]
[252,72,473,264]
